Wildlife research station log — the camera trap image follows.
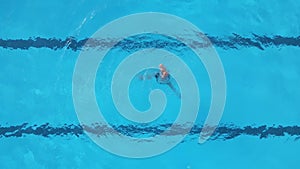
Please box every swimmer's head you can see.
[159,64,163,68]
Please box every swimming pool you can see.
[1,0,300,168]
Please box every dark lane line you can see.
[1,123,300,141]
[0,34,300,51]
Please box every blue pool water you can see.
[1,0,300,168]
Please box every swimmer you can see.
[154,64,170,84]
[155,64,181,98]
[138,64,181,98]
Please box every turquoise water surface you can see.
[1,0,300,169]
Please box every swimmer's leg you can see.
[167,82,181,98]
